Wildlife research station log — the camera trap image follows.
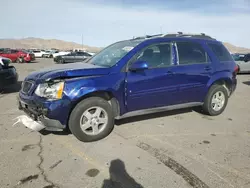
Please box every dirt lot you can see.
[0,58,250,188]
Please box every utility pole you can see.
[81,34,84,51]
[160,26,163,34]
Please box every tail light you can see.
[233,65,239,77]
[234,65,239,73]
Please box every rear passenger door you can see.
[173,41,213,103]
[10,50,19,61]
[75,52,88,62]
[207,42,237,73]
[65,52,77,63]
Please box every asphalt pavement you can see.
[0,58,250,188]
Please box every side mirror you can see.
[129,61,149,71]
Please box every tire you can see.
[49,54,53,58]
[202,84,228,116]
[59,59,64,64]
[16,57,23,63]
[69,97,114,142]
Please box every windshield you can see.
[87,40,142,67]
[21,50,29,54]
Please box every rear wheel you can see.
[202,84,228,116]
[16,57,24,63]
[69,97,114,142]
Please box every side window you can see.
[135,43,172,68]
[176,41,208,65]
[11,50,18,54]
[77,52,88,56]
[207,43,233,62]
[2,49,10,54]
[84,52,92,57]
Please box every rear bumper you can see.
[17,94,70,131]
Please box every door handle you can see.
[204,66,211,71]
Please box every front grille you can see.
[21,81,34,94]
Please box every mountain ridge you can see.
[0,37,249,54]
[0,37,101,52]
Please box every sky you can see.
[1,0,250,48]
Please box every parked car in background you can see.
[42,50,59,58]
[54,51,92,64]
[0,49,35,63]
[52,51,71,58]
[31,49,46,58]
[232,53,250,73]
[0,48,10,53]
[18,32,238,142]
[0,56,18,89]
[87,52,96,56]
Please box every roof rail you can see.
[131,32,215,40]
[162,32,214,39]
[132,34,163,40]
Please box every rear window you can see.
[207,43,233,62]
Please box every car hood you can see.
[25,62,110,82]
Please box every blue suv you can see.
[18,33,238,142]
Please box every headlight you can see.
[35,81,64,100]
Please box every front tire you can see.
[69,97,114,142]
[202,84,228,116]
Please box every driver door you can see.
[125,42,179,112]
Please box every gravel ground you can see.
[0,58,250,188]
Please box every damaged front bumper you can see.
[17,96,67,131]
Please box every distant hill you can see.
[0,37,249,54]
[223,42,250,54]
[0,37,101,52]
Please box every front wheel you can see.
[202,84,229,116]
[69,97,114,142]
